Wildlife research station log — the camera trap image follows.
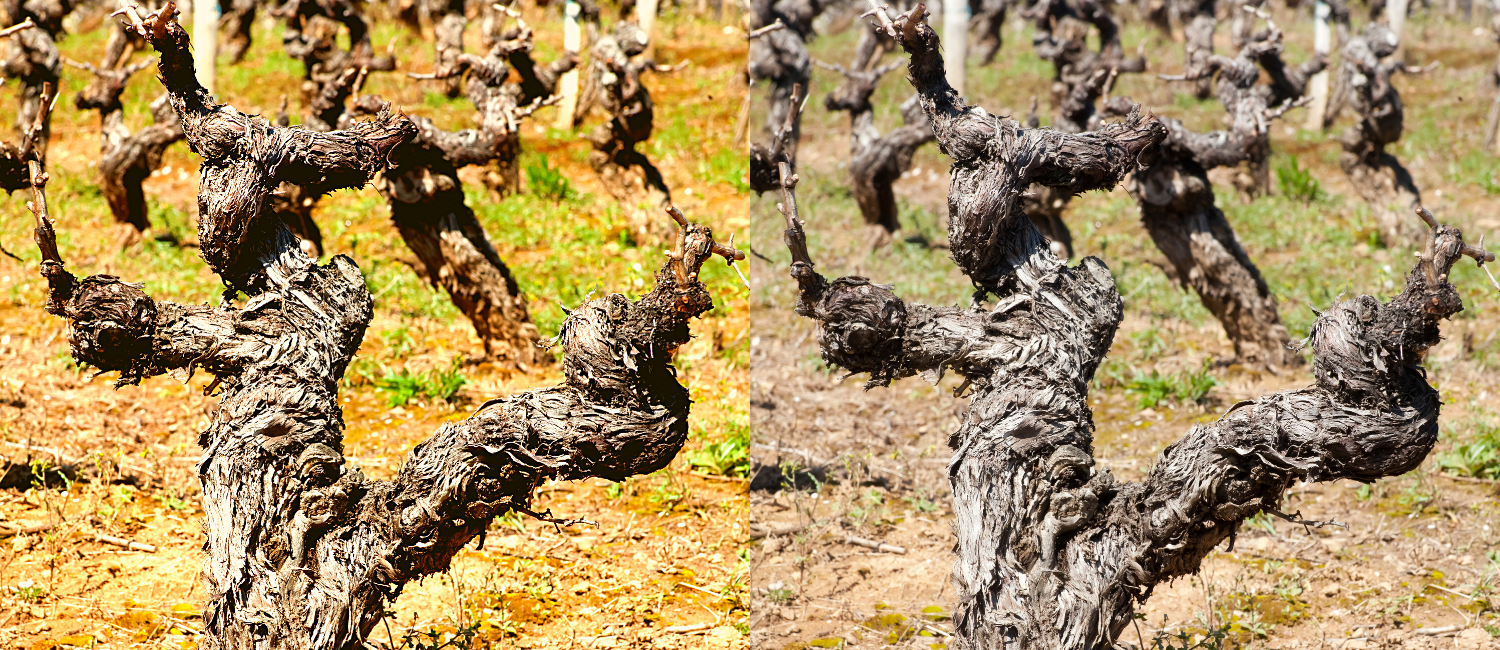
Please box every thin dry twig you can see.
[844,535,907,554]
[0,17,35,38]
[746,20,786,40]
[95,532,157,552]
[512,504,598,533]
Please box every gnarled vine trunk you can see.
[779,9,1488,648]
[272,0,397,255]
[1332,24,1422,245]
[218,0,258,63]
[279,0,395,99]
[2,0,68,162]
[1181,0,1214,100]
[360,11,573,369]
[820,24,934,235]
[582,22,670,208]
[1020,0,1144,257]
[1121,22,1314,371]
[26,7,738,649]
[747,0,820,171]
[968,0,1008,64]
[429,0,466,97]
[70,31,186,239]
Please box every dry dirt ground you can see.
[0,3,751,649]
[747,6,1500,650]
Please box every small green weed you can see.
[1276,155,1322,204]
[604,482,624,500]
[380,327,417,360]
[397,613,481,650]
[1149,624,1230,650]
[766,586,797,605]
[903,495,939,513]
[1437,417,1500,480]
[647,476,685,505]
[685,428,751,477]
[1246,510,1277,536]
[156,494,192,512]
[1121,361,1217,408]
[525,155,572,202]
[1130,327,1171,361]
[375,358,469,407]
[14,580,44,603]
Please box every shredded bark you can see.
[778,6,1492,648]
[24,6,740,649]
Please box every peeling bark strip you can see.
[782,5,1494,648]
[69,25,186,237]
[28,6,738,648]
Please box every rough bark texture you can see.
[781,8,1490,649]
[358,13,573,369]
[3,0,68,162]
[28,8,736,649]
[820,25,934,234]
[581,22,670,204]
[71,31,186,237]
[1331,24,1422,245]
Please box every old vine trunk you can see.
[71,28,185,239]
[1332,24,1423,245]
[821,24,934,235]
[1121,21,1317,370]
[780,6,1488,648]
[26,6,738,648]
